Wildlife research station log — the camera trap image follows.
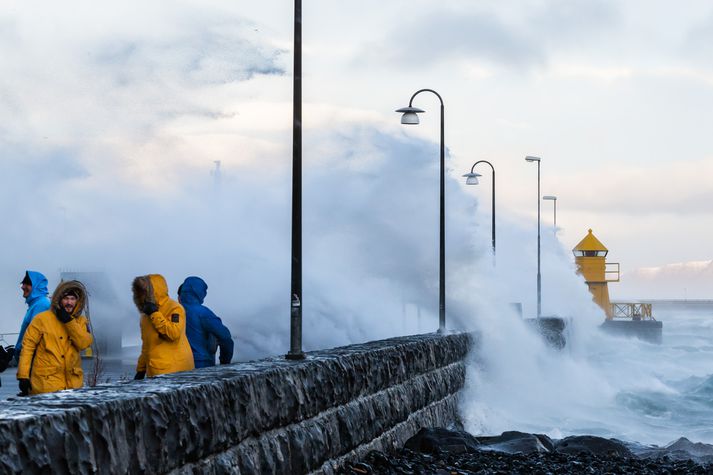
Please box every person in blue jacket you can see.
[178,276,234,368]
[14,271,51,362]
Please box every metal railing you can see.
[610,302,655,320]
[0,333,18,346]
[606,262,620,282]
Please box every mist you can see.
[0,3,599,358]
[1,98,601,360]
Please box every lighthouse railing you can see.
[605,262,620,282]
[610,302,655,320]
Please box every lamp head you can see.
[462,172,482,185]
[543,195,557,201]
[525,155,541,162]
[396,106,425,125]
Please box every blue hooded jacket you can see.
[179,276,234,368]
[15,271,51,356]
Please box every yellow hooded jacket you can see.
[134,274,194,377]
[17,280,93,395]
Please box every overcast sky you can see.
[1,1,712,345]
[248,0,713,297]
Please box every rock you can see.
[631,437,713,464]
[477,431,554,454]
[404,427,481,454]
[348,426,713,474]
[555,435,633,457]
[665,437,713,459]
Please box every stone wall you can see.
[0,332,473,474]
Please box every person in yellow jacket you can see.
[132,274,194,379]
[16,280,93,396]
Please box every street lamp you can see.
[287,0,305,360]
[463,160,496,254]
[543,195,557,236]
[525,155,542,318]
[396,89,446,333]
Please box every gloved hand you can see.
[134,371,146,380]
[0,346,10,372]
[18,378,31,396]
[141,302,159,316]
[4,346,15,360]
[56,306,73,324]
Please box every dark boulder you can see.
[665,437,713,459]
[632,437,713,463]
[477,430,554,454]
[555,435,633,457]
[404,427,481,454]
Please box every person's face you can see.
[21,283,32,299]
[61,295,78,314]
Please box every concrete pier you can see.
[0,332,474,474]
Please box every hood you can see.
[51,280,87,317]
[24,270,49,305]
[132,274,170,310]
[179,276,207,305]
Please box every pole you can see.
[470,160,496,256]
[438,101,445,333]
[287,0,305,360]
[405,89,446,333]
[536,161,541,318]
[553,199,557,234]
[491,167,495,255]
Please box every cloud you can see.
[91,19,284,88]
[362,9,543,70]
[620,260,713,299]
[682,10,713,69]
[0,3,286,150]
[530,0,620,45]
[358,1,618,71]
[548,158,713,216]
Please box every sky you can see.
[1,1,712,355]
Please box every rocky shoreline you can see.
[342,428,713,474]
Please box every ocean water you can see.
[461,304,713,447]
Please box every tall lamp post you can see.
[525,155,542,318]
[543,195,557,236]
[287,0,305,360]
[396,89,446,333]
[463,160,496,255]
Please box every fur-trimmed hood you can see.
[132,274,170,311]
[51,280,87,317]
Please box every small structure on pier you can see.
[573,229,662,343]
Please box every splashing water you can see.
[461,300,713,446]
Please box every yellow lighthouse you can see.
[573,229,620,319]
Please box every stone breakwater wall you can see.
[0,332,473,474]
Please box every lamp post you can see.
[463,160,496,255]
[543,195,557,236]
[396,89,446,333]
[525,155,541,318]
[287,0,305,360]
